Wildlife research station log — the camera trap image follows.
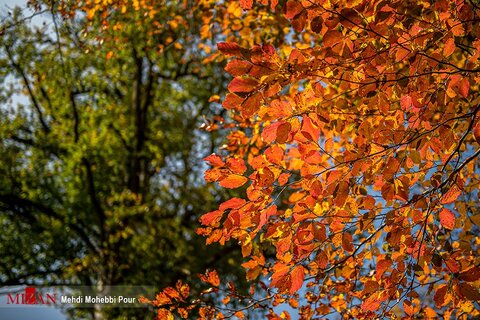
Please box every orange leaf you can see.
[285,0,303,19]
[154,292,171,306]
[400,95,412,110]
[219,197,246,211]
[443,37,455,57]
[265,145,284,164]
[206,269,220,286]
[403,300,414,316]
[291,10,307,32]
[219,174,248,188]
[163,287,181,301]
[176,280,190,299]
[439,208,455,230]
[200,210,223,226]
[301,116,319,142]
[208,95,220,102]
[226,158,247,174]
[262,122,282,143]
[440,185,461,204]
[239,0,253,10]
[361,292,381,311]
[157,308,174,320]
[322,30,342,48]
[204,154,225,167]
[290,265,305,294]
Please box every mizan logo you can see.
[7,287,57,305]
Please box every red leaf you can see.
[285,0,303,19]
[276,121,292,144]
[200,210,223,226]
[434,285,448,307]
[219,174,248,188]
[225,59,252,76]
[227,77,258,93]
[223,93,244,110]
[459,266,480,282]
[219,197,246,211]
[270,0,278,10]
[474,122,480,144]
[291,10,307,32]
[439,208,455,230]
[459,283,480,301]
[311,16,323,33]
[362,280,379,296]
[204,154,225,167]
[446,257,460,273]
[217,42,242,56]
[459,78,469,98]
[400,95,412,110]
[270,263,290,288]
[257,205,277,231]
[315,251,328,269]
[290,265,305,294]
[333,181,349,207]
[376,259,392,279]
[239,0,253,10]
[240,93,261,117]
[342,232,354,252]
[383,156,400,179]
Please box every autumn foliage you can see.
[65,0,480,318]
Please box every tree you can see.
[0,2,246,319]
[137,0,480,318]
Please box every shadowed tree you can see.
[0,2,244,319]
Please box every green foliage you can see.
[0,4,241,319]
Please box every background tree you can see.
[139,0,480,318]
[0,1,246,319]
